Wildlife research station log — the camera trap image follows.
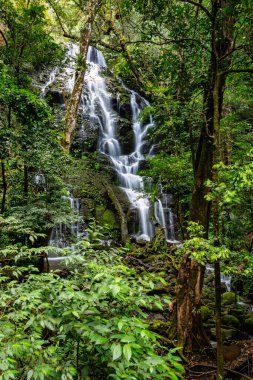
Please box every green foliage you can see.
[177,223,231,265]
[140,152,193,198]
[206,150,253,248]
[0,240,184,380]
[0,0,63,77]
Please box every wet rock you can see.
[45,90,64,105]
[117,117,134,154]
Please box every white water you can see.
[49,193,82,249]
[43,44,178,243]
[83,47,158,241]
[154,192,178,242]
[40,68,58,97]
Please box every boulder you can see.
[222,292,237,305]
[223,344,242,362]
[201,306,213,322]
[95,205,118,229]
[222,314,240,328]
[244,316,253,334]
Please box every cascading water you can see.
[154,192,177,242]
[83,47,158,241]
[49,192,82,249]
[42,43,178,243]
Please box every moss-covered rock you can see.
[102,209,118,228]
[222,292,237,305]
[201,306,213,322]
[244,317,253,334]
[149,320,171,335]
[210,328,236,341]
[222,314,240,328]
[245,311,253,319]
[95,205,118,229]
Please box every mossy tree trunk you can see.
[102,180,129,243]
[176,0,237,354]
[64,0,102,151]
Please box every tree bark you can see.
[176,0,236,352]
[24,162,28,199]
[64,0,101,151]
[102,180,129,243]
[1,160,7,214]
[176,255,207,351]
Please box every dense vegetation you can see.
[0,0,253,379]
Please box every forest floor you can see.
[124,241,253,380]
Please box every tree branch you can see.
[221,68,253,76]
[0,29,8,45]
[219,43,252,61]
[46,0,70,37]
[179,0,212,20]
[124,37,211,52]
[90,38,122,52]
[63,32,78,40]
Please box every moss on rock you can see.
[244,317,253,334]
[201,306,213,322]
[149,320,171,335]
[222,314,240,328]
[222,292,237,305]
[102,209,118,228]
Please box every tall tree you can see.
[176,0,253,352]
[64,0,102,151]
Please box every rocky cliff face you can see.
[35,46,179,244]
[34,57,137,238]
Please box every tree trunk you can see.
[24,162,28,199]
[1,159,7,214]
[102,180,129,243]
[176,255,207,351]
[215,261,224,378]
[176,0,235,352]
[64,0,101,151]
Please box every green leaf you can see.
[72,310,80,318]
[123,344,132,361]
[118,321,123,331]
[27,370,34,380]
[112,344,122,360]
[120,335,136,343]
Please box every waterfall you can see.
[49,193,82,249]
[43,44,178,243]
[40,68,58,97]
[83,46,156,241]
[154,193,177,242]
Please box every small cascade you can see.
[49,193,82,249]
[206,264,232,292]
[221,273,232,292]
[40,68,58,97]
[154,192,178,242]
